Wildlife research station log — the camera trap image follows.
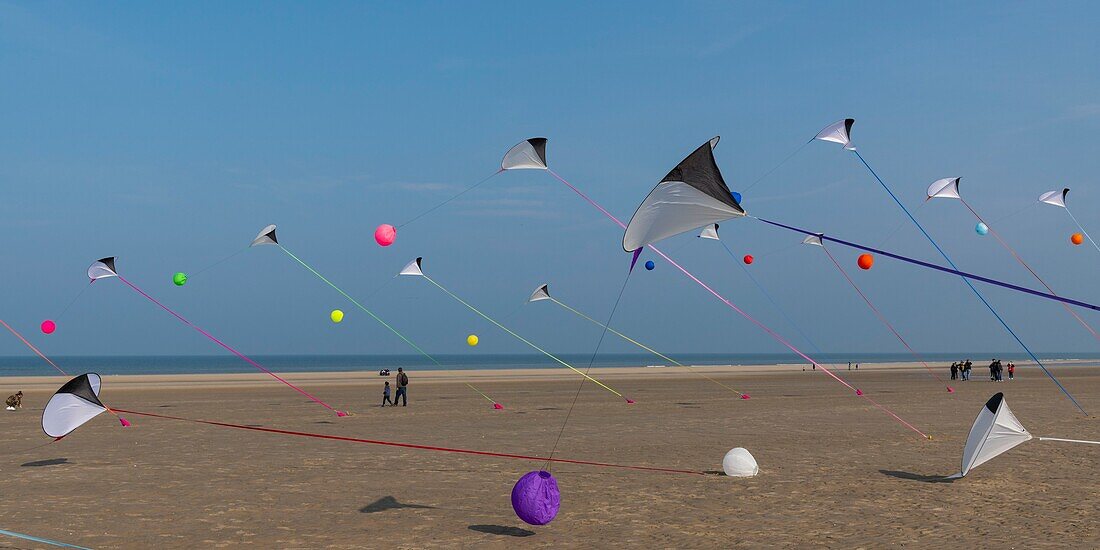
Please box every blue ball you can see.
[644,260,655,271]
[731,191,742,204]
[976,222,989,236]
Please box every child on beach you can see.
[1008,363,1015,380]
[382,381,393,407]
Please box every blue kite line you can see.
[852,150,1085,415]
[0,528,92,549]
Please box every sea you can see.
[1,353,1099,377]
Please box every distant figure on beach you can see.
[1008,362,1015,380]
[989,360,997,381]
[379,369,390,376]
[964,360,972,381]
[5,391,22,410]
[382,381,393,407]
[950,362,958,380]
[394,368,409,407]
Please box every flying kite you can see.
[927,178,1100,342]
[249,226,501,409]
[949,393,1099,479]
[86,257,349,417]
[528,283,749,399]
[399,258,632,403]
[813,120,1085,415]
[533,138,928,439]
[43,373,129,438]
[1038,188,1100,256]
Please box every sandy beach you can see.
[1,361,1097,548]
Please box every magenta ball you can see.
[41,320,56,334]
[374,224,396,247]
[511,470,560,526]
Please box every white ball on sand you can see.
[722,447,759,477]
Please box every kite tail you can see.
[547,169,930,439]
[549,297,748,398]
[853,151,1086,415]
[819,245,952,391]
[0,319,67,375]
[0,528,91,550]
[418,274,628,401]
[1065,207,1100,258]
[277,247,500,408]
[960,199,1100,342]
[113,408,703,475]
[116,275,348,417]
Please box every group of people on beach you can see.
[950,359,1014,381]
[380,367,409,407]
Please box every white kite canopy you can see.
[951,392,1032,478]
[722,447,759,477]
[698,224,720,241]
[927,177,962,200]
[528,284,551,303]
[622,137,745,252]
[813,118,856,151]
[399,257,424,277]
[501,138,548,171]
[801,234,824,247]
[251,224,279,247]
[42,373,107,438]
[1038,188,1069,208]
[87,257,118,280]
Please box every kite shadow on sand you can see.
[468,525,535,537]
[21,458,69,468]
[360,496,436,514]
[879,470,956,483]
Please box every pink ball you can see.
[41,320,56,334]
[374,224,396,247]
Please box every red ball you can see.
[743,255,754,265]
[41,320,56,334]
[857,253,874,270]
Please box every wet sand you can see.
[0,362,1096,548]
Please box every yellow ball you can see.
[466,334,479,346]
[330,310,344,323]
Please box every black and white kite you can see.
[251,224,279,247]
[622,137,745,252]
[951,393,1031,479]
[501,138,548,171]
[42,373,127,438]
[813,118,856,151]
[87,257,118,281]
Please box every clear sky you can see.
[3,1,1100,358]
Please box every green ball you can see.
[173,272,188,286]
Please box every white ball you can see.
[722,447,759,477]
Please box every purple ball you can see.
[510,470,560,525]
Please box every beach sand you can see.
[0,362,1096,548]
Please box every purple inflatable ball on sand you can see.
[511,470,560,526]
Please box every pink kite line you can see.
[546,169,928,440]
[115,275,347,417]
[819,246,953,392]
[0,319,67,375]
[113,408,705,476]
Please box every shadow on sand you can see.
[21,458,69,467]
[468,525,535,537]
[360,496,436,514]
[879,470,956,483]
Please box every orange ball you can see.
[1071,233,1084,245]
[857,253,874,270]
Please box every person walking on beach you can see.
[382,381,393,407]
[950,362,958,380]
[1008,362,1015,380]
[964,359,972,381]
[394,368,409,407]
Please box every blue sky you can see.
[3,1,1100,358]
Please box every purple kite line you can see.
[115,275,348,417]
[545,169,929,440]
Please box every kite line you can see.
[752,217,1100,312]
[274,245,500,407]
[0,319,67,375]
[545,169,929,439]
[113,408,702,476]
[404,264,631,402]
[851,150,1085,415]
[956,197,1100,342]
[1065,206,1100,258]
[816,244,952,391]
[0,528,91,550]
[536,289,749,398]
[113,275,349,417]
[398,169,504,228]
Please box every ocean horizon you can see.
[2,352,1099,377]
